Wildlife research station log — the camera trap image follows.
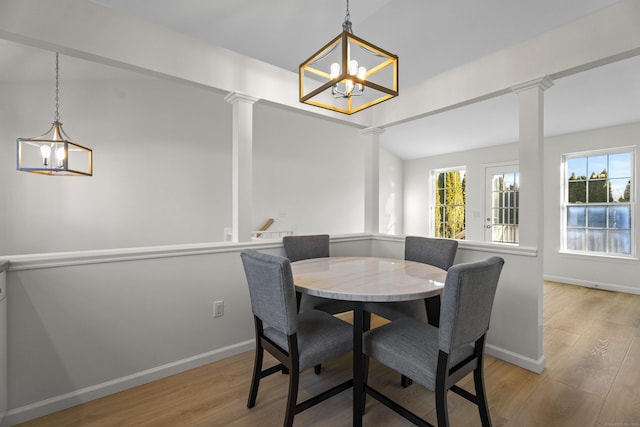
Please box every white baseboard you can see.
[544,275,640,295]
[4,340,254,427]
[485,344,546,374]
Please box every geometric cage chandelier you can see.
[16,52,93,176]
[299,0,399,115]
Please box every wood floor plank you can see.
[597,337,640,426]
[548,333,632,397]
[505,376,603,427]
[15,282,640,427]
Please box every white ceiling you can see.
[2,0,638,159]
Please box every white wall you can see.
[543,122,640,293]
[7,248,254,413]
[252,103,365,236]
[0,76,233,255]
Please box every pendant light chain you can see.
[54,52,60,122]
[342,0,353,33]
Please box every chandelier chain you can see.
[55,52,60,122]
[345,0,350,22]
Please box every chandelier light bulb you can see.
[56,146,66,167]
[330,63,340,79]
[348,60,358,75]
[357,66,366,90]
[40,144,52,166]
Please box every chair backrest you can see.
[438,256,504,355]
[240,250,298,335]
[282,234,330,263]
[404,236,459,271]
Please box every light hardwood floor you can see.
[16,282,640,426]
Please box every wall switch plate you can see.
[213,301,224,318]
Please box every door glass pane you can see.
[503,225,517,243]
[503,173,516,189]
[492,225,504,242]
[492,176,503,191]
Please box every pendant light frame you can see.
[16,53,93,176]
[299,0,398,115]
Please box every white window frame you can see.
[561,146,636,259]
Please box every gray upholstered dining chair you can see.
[363,256,504,427]
[364,236,459,387]
[282,234,353,315]
[364,236,459,324]
[240,250,353,427]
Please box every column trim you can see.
[511,76,554,93]
[224,91,259,105]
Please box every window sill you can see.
[558,250,638,263]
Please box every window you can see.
[434,168,466,239]
[485,166,519,244]
[563,148,634,256]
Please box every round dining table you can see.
[291,256,447,427]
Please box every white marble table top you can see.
[291,256,446,302]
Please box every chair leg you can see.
[314,364,322,375]
[435,350,450,427]
[400,375,413,388]
[284,367,299,427]
[247,342,264,408]
[474,364,492,427]
[435,386,449,427]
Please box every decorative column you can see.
[512,76,553,248]
[361,127,384,234]
[225,92,259,242]
[512,76,553,364]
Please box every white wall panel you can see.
[252,103,365,236]
[0,77,232,255]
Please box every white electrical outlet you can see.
[213,300,224,318]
